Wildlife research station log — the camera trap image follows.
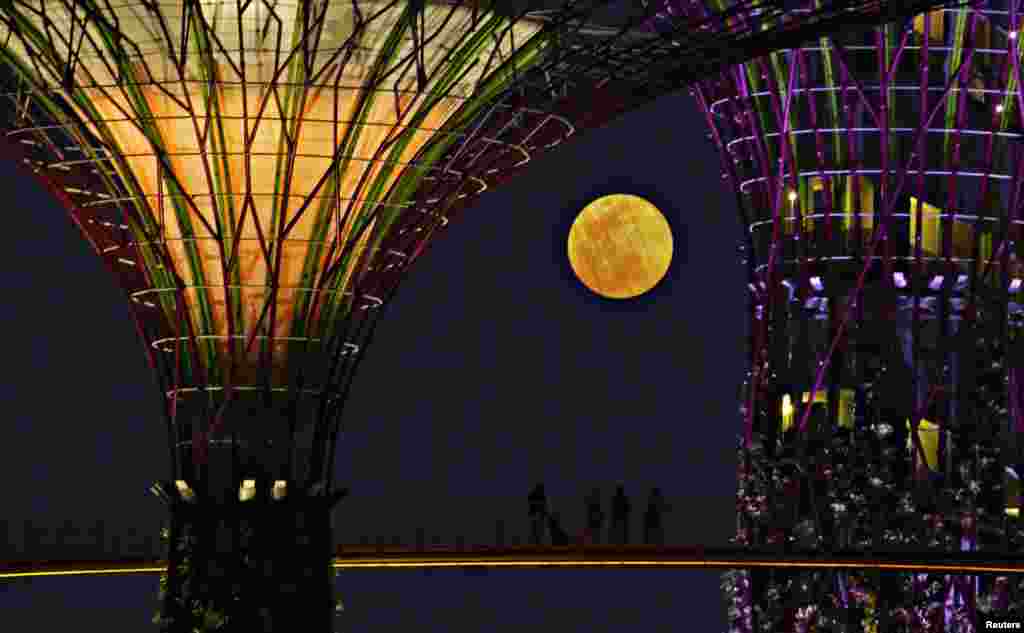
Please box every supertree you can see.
[0,0,977,631]
[685,0,1024,631]
[0,3,671,629]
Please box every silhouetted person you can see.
[585,487,605,544]
[610,483,631,545]
[643,487,671,545]
[547,511,570,546]
[528,483,548,545]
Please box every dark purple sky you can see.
[0,91,746,631]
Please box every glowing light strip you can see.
[753,255,976,272]
[726,127,1024,151]
[716,77,1022,100]
[6,554,1024,578]
[747,212,1018,232]
[740,169,1015,192]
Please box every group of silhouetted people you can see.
[528,483,670,546]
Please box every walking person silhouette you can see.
[585,487,605,544]
[528,483,549,545]
[547,510,570,546]
[643,487,671,545]
[610,483,631,545]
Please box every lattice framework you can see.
[691,0,1024,631]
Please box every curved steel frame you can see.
[690,0,1024,631]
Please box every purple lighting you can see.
[692,1,1024,630]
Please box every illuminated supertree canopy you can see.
[0,2,677,630]
[688,0,1024,631]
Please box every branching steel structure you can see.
[690,0,1024,631]
[0,0,982,631]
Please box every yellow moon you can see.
[567,194,673,299]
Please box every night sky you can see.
[0,91,747,630]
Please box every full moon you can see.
[567,194,673,299]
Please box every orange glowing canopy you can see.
[0,1,544,383]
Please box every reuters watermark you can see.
[985,621,1024,630]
